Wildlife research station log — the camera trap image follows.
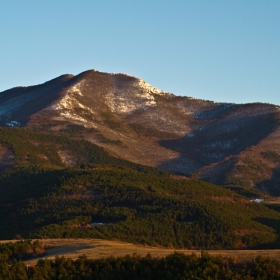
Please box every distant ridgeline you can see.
[1,127,280,249]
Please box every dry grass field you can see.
[2,238,280,264]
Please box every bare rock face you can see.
[1,69,280,193]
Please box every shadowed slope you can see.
[0,75,74,126]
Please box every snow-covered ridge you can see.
[52,81,95,124]
[111,72,166,95]
[102,73,170,115]
[137,79,165,95]
[55,82,84,111]
[63,82,84,105]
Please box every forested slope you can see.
[1,128,280,249]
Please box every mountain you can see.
[1,71,280,249]
[1,69,280,194]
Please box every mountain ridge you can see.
[1,69,280,194]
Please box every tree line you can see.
[1,251,280,280]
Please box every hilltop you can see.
[1,69,279,194]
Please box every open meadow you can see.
[2,238,280,264]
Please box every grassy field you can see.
[2,238,280,264]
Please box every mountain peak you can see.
[111,72,166,95]
[1,69,280,194]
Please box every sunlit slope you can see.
[0,127,166,174]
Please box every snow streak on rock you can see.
[105,74,167,115]
[53,81,95,124]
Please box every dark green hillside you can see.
[1,127,280,249]
[1,163,280,249]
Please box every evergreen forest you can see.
[1,128,280,250]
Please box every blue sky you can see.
[0,0,279,105]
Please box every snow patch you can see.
[90,222,107,227]
[52,81,95,123]
[250,198,264,203]
[54,81,85,111]
[105,76,168,114]
[138,79,165,95]
[6,120,20,127]
[186,133,195,138]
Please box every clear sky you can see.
[0,0,279,105]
